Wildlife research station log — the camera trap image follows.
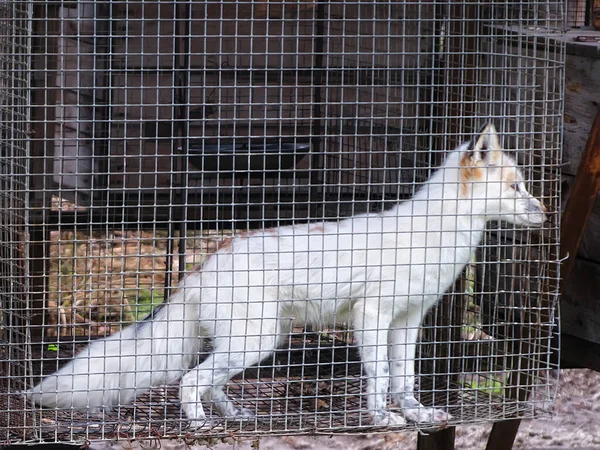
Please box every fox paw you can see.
[231,407,255,419]
[187,418,217,430]
[404,406,451,423]
[372,410,406,426]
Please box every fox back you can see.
[193,124,547,331]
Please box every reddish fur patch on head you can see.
[504,170,516,187]
[459,153,485,196]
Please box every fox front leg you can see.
[389,311,451,424]
[353,300,405,426]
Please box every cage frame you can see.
[0,0,566,447]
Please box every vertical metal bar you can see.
[443,0,482,141]
[29,2,59,340]
[309,0,325,220]
[165,0,192,293]
[176,1,192,282]
[92,4,113,209]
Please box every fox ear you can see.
[464,123,500,163]
[463,123,501,165]
[472,123,500,153]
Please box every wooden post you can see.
[485,420,521,450]
[560,107,600,285]
[417,427,456,450]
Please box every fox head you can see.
[457,123,548,227]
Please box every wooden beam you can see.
[560,333,600,371]
[560,107,600,286]
[485,420,521,450]
[417,427,456,450]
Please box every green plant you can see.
[465,377,504,396]
[129,288,164,321]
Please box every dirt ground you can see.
[97,368,600,450]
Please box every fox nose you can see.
[541,203,550,223]
[525,198,549,224]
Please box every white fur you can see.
[28,124,548,427]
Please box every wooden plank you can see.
[417,427,456,450]
[560,333,600,371]
[560,107,600,286]
[559,55,600,262]
[561,258,600,345]
[560,173,600,261]
[563,56,600,177]
[485,420,521,450]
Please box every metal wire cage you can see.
[1,0,563,445]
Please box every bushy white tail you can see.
[27,275,202,411]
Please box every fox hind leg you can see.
[180,325,278,428]
[207,386,254,418]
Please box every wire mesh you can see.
[1,0,564,445]
[0,0,31,444]
[566,0,590,27]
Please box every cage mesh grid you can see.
[1,0,563,445]
[566,0,591,27]
[0,0,31,444]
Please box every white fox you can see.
[28,124,548,428]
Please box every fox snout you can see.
[523,197,549,226]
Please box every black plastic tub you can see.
[188,141,310,172]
